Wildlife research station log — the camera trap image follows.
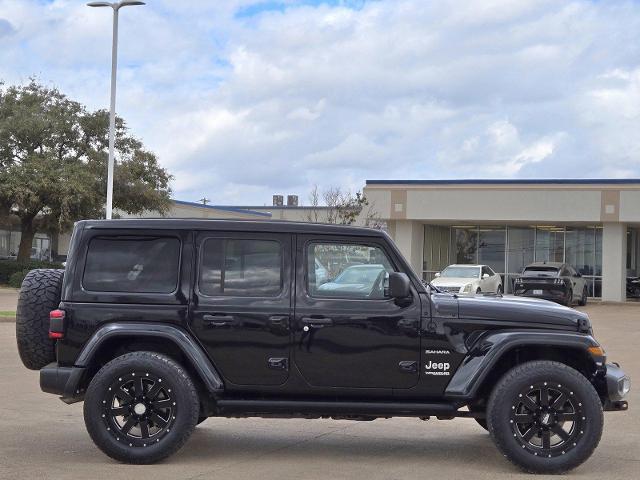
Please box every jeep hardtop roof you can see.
[77,219,387,238]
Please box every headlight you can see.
[463,283,473,293]
[619,377,631,398]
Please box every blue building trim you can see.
[365,179,640,186]
[172,200,272,218]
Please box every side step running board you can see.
[215,399,458,418]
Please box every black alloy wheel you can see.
[103,371,175,447]
[564,289,573,307]
[510,383,584,457]
[579,287,588,306]
[84,352,200,464]
[487,361,603,474]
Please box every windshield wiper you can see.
[422,279,443,293]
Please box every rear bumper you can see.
[513,286,569,303]
[40,362,86,404]
[602,362,630,412]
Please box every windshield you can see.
[334,265,385,284]
[440,266,480,278]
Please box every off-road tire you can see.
[84,352,200,464]
[16,269,64,370]
[487,361,603,474]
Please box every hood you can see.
[451,294,590,331]
[431,277,477,288]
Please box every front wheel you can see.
[84,352,200,464]
[487,361,603,474]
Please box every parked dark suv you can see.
[15,220,629,473]
[513,262,589,306]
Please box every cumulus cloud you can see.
[1,0,640,204]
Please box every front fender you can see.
[444,330,599,399]
[75,322,224,393]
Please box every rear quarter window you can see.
[82,236,180,293]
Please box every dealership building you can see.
[363,179,640,303]
[4,179,639,303]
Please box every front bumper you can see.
[602,362,630,412]
[40,362,86,404]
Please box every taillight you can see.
[49,309,65,339]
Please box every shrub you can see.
[0,259,63,284]
[8,269,32,288]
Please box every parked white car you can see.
[431,264,503,295]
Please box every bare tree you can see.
[304,185,382,227]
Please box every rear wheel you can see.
[487,361,603,474]
[497,285,503,295]
[564,289,573,307]
[578,287,588,306]
[84,352,200,464]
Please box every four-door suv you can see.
[15,219,630,473]
[514,262,589,306]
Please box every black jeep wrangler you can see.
[15,219,630,473]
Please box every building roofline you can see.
[172,200,272,218]
[365,179,640,186]
[212,205,335,211]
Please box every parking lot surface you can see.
[0,303,637,480]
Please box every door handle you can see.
[301,317,333,328]
[397,318,418,331]
[268,316,289,330]
[398,360,418,373]
[203,314,235,327]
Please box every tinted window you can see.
[83,236,180,293]
[199,239,282,297]
[307,242,393,299]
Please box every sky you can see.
[1,0,639,206]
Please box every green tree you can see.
[0,80,172,261]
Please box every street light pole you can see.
[87,1,145,219]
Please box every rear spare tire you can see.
[16,269,64,370]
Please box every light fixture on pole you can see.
[87,1,145,219]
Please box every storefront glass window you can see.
[478,226,506,274]
[535,227,564,263]
[450,227,477,265]
[423,224,604,298]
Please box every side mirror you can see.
[434,272,441,278]
[482,273,490,279]
[388,272,411,298]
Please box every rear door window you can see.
[83,236,180,293]
[199,238,282,297]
